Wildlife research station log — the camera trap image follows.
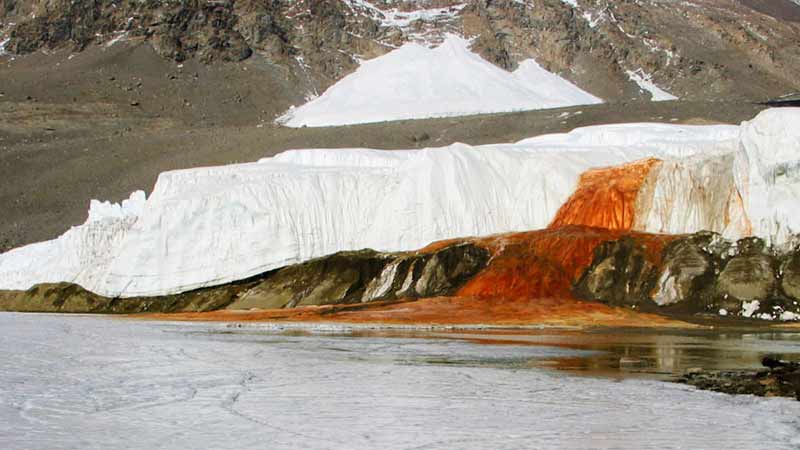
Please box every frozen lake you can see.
[2,313,800,450]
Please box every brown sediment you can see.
[549,158,661,231]
[143,296,693,328]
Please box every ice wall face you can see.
[632,153,751,239]
[736,108,800,246]
[0,191,145,294]
[3,110,800,298]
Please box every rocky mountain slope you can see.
[2,0,799,106]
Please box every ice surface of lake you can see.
[2,313,800,450]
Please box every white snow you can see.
[278,35,602,127]
[87,190,146,223]
[0,191,146,294]
[781,310,800,321]
[104,31,128,48]
[626,69,678,101]
[3,313,800,450]
[2,110,800,303]
[342,0,465,43]
[742,300,761,318]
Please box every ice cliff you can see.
[1,109,798,298]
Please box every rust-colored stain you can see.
[550,158,661,231]
[460,225,675,301]
[147,296,690,328]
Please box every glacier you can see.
[277,35,603,127]
[1,109,799,298]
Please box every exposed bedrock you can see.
[678,357,800,400]
[572,237,658,308]
[4,0,800,101]
[0,281,242,314]
[574,232,800,320]
[228,243,491,310]
[0,243,490,314]
[651,233,718,307]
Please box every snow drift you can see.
[1,109,799,298]
[277,35,603,127]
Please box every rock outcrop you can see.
[228,243,490,310]
[651,233,718,307]
[572,237,658,308]
[677,357,800,400]
[574,231,800,320]
[0,281,242,314]
[0,242,490,314]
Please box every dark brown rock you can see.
[230,250,391,310]
[780,250,800,301]
[229,243,491,310]
[676,356,800,400]
[0,281,241,314]
[714,237,777,312]
[572,237,656,307]
[573,232,800,319]
[651,232,717,307]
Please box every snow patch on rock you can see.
[626,69,678,101]
[278,35,602,127]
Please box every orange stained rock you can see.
[458,225,676,301]
[147,226,683,328]
[550,158,662,231]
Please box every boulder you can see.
[780,250,800,301]
[651,232,717,306]
[573,232,800,320]
[572,237,656,307]
[713,237,777,313]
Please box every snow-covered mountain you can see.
[1,108,798,299]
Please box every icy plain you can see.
[278,35,603,127]
[1,313,800,450]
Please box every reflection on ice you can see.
[1,313,799,450]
